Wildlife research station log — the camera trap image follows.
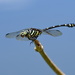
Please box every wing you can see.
[6,31,20,38]
[42,30,62,37]
[5,29,29,41]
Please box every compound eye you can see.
[20,32,27,38]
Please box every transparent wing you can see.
[5,29,29,41]
[42,30,62,36]
[5,29,27,38]
[6,31,20,38]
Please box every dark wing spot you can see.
[6,33,10,36]
[16,35,19,37]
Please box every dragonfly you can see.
[6,23,75,41]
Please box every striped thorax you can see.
[20,28,42,40]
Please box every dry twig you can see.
[34,40,65,75]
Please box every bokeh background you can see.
[0,0,75,75]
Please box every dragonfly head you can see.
[20,32,27,38]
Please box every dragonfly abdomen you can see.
[43,23,75,30]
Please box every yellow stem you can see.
[34,40,65,75]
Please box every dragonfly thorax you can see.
[20,28,42,40]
